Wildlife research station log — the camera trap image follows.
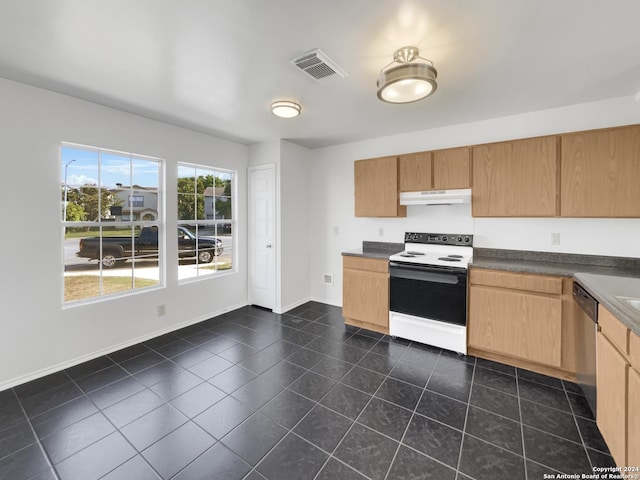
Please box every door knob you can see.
[266,244,272,248]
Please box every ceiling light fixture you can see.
[270,100,302,118]
[377,46,438,104]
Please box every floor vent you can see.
[290,49,347,84]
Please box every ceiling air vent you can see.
[290,49,347,84]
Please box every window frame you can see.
[177,162,236,283]
[61,142,165,306]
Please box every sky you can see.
[61,145,160,189]
[61,145,233,190]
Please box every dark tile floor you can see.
[0,302,619,480]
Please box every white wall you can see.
[0,78,249,389]
[247,140,312,313]
[309,95,640,306]
[279,140,311,311]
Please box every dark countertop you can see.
[574,273,640,336]
[342,242,640,334]
[342,241,404,260]
[471,248,640,278]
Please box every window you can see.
[128,195,144,207]
[61,144,162,303]
[177,164,234,281]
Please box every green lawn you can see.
[64,276,159,302]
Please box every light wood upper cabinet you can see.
[399,152,432,192]
[354,156,406,217]
[472,136,558,217]
[399,147,471,192]
[561,125,640,217]
[433,146,471,189]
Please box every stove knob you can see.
[464,236,470,243]
[457,236,462,243]
[442,235,447,242]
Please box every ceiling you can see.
[1,1,640,149]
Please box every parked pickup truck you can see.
[77,226,224,268]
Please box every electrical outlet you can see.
[323,274,334,285]
[157,304,166,316]
[550,232,560,245]
[378,227,384,237]
[333,226,339,235]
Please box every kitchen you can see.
[2,1,640,480]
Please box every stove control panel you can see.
[404,232,473,246]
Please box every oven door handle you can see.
[389,263,461,284]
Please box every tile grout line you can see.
[11,387,62,480]
[562,378,596,471]
[515,368,530,480]
[453,355,477,480]
[382,347,444,480]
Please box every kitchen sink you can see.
[616,296,640,311]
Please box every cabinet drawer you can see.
[469,269,562,295]
[599,306,629,355]
[343,256,388,273]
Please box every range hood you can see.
[400,188,472,206]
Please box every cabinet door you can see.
[596,331,628,467]
[399,152,432,191]
[561,125,640,217]
[472,136,558,217]
[433,147,471,189]
[628,367,640,467]
[468,286,562,366]
[343,268,389,330]
[354,156,406,217]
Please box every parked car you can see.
[77,226,223,268]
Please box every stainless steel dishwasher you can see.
[573,281,598,418]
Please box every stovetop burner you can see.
[389,232,474,269]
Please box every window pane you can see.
[61,148,99,221]
[132,225,160,289]
[64,225,101,302]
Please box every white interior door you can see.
[248,164,276,310]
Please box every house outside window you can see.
[61,143,162,304]
[177,163,234,281]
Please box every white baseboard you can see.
[309,295,342,308]
[274,296,311,314]
[0,301,247,393]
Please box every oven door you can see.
[389,262,468,326]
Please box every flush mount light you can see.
[270,100,302,118]
[377,46,438,104]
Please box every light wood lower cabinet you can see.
[596,328,628,466]
[596,305,640,468]
[468,269,576,377]
[628,367,640,467]
[342,256,389,334]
